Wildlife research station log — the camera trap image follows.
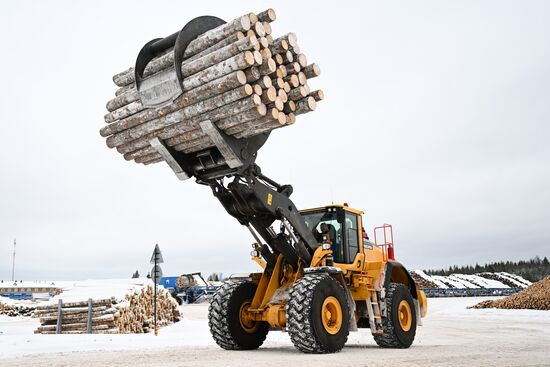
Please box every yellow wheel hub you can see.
[321,296,343,335]
[398,300,412,332]
[239,301,259,334]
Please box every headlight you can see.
[322,243,331,250]
[250,250,259,257]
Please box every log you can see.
[285,62,301,74]
[262,22,272,36]
[41,314,116,326]
[284,74,299,88]
[257,8,276,23]
[302,63,321,79]
[271,37,288,54]
[112,15,252,87]
[295,96,316,115]
[277,89,288,103]
[261,86,277,103]
[257,75,272,89]
[39,308,117,323]
[295,54,307,68]
[244,66,261,82]
[259,58,276,75]
[283,100,296,113]
[35,306,110,318]
[310,89,324,102]
[281,51,294,64]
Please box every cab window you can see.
[345,212,359,262]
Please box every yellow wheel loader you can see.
[113,14,427,354]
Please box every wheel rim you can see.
[321,296,343,335]
[239,301,259,334]
[398,300,412,332]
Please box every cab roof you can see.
[299,204,364,216]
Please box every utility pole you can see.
[11,238,16,282]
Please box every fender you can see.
[383,261,418,299]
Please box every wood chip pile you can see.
[33,285,180,334]
[100,8,322,166]
[471,275,550,310]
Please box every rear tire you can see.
[374,282,417,348]
[208,280,269,350]
[287,273,350,353]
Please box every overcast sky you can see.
[0,1,548,281]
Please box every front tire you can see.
[287,273,350,353]
[208,280,269,350]
[374,282,417,348]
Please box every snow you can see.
[410,270,530,289]
[455,273,509,288]
[498,272,532,286]
[1,298,550,366]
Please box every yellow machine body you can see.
[243,204,427,330]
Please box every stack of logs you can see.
[100,8,323,165]
[34,298,119,334]
[409,272,438,289]
[471,275,550,310]
[33,285,180,334]
[116,284,181,333]
[0,302,35,317]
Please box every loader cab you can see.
[300,204,363,264]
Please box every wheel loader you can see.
[113,14,427,354]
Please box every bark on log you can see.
[244,66,260,83]
[310,89,324,102]
[112,15,252,87]
[259,58,276,75]
[271,38,289,54]
[261,86,277,103]
[285,62,301,74]
[295,96,316,115]
[302,63,321,79]
[288,86,308,101]
[257,8,277,23]
[283,100,296,113]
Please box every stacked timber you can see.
[33,285,180,334]
[409,272,438,289]
[34,298,119,334]
[0,302,35,317]
[116,284,181,333]
[100,8,323,165]
[471,275,550,310]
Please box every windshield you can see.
[301,209,344,262]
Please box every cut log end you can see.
[257,8,276,23]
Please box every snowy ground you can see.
[1,297,549,367]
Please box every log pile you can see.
[100,8,323,166]
[116,284,181,333]
[471,275,550,310]
[33,285,180,334]
[409,272,438,289]
[0,301,35,317]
